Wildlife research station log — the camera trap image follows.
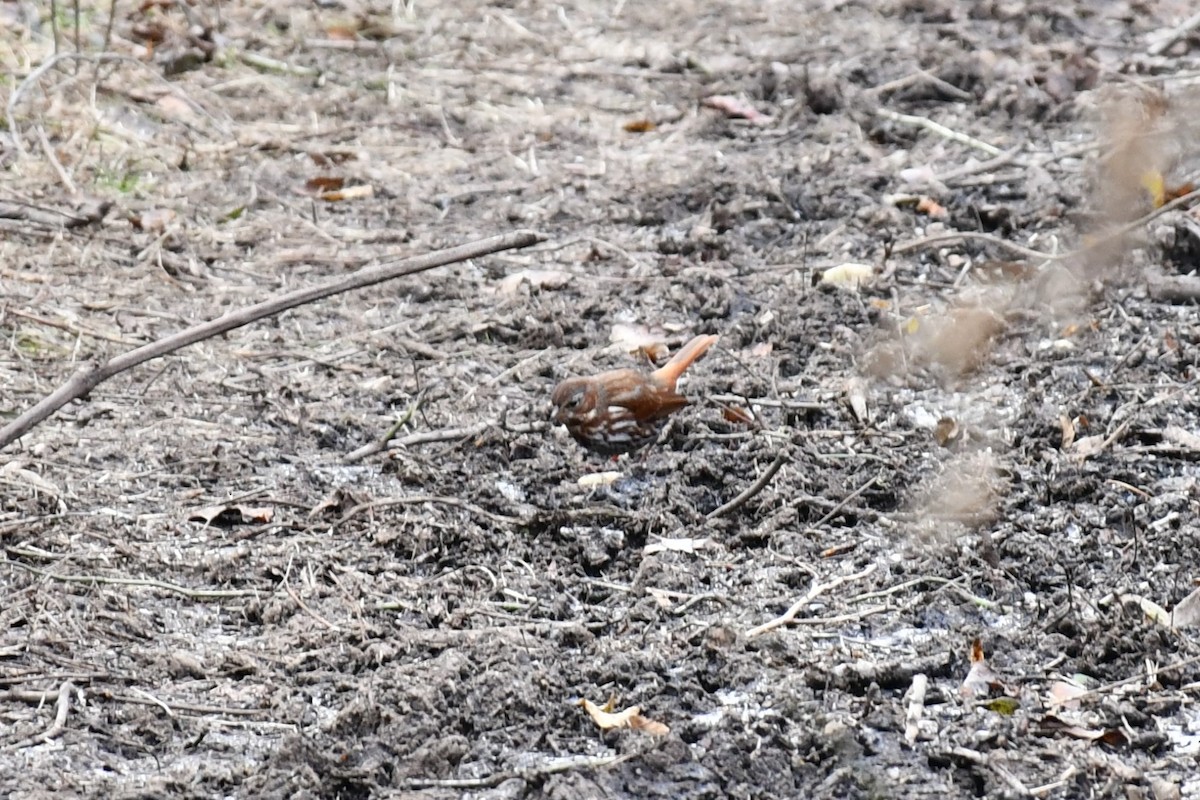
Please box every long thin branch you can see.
[745,563,878,638]
[875,107,1002,157]
[6,559,258,599]
[0,229,545,451]
[806,472,880,531]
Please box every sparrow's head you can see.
[550,378,597,425]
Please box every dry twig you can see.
[745,563,878,638]
[707,450,789,520]
[950,747,1031,797]
[111,693,265,717]
[376,419,546,457]
[341,388,428,463]
[4,681,75,750]
[904,673,928,746]
[6,558,258,599]
[1148,10,1200,56]
[330,495,525,530]
[875,107,1002,157]
[893,187,1200,263]
[806,472,881,531]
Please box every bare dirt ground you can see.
[4,1,1200,798]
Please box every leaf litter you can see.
[4,2,1200,798]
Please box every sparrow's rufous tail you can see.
[652,334,719,390]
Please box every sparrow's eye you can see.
[563,392,584,410]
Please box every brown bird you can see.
[551,334,719,455]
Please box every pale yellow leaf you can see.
[321,184,374,202]
[579,698,640,730]
[1138,595,1172,627]
[819,263,875,291]
[578,471,622,488]
[578,698,669,736]
[644,537,710,555]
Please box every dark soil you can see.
[3,2,1200,798]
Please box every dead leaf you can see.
[629,714,670,736]
[610,323,668,362]
[623,119,657,133]
[644,536,711,555]
[1160,426,1200,451]
[647,588,675,608]
[498,269,573,295]
[0,460,61,497]
[916,196,948,220]
[1038,714,1129,746]
[578,698,669,736]
[845,377,870,424]
[898,164,941,187]
[1137,595,1172,627]
[129,208,177,232]
[818,263,875,291]
[934,417,960,447]
[960,638,1001,699]
[1048,678,1088,709]
[701,94,772,125]
[309,488,358,518]
[1069,434,1108,459]
[1166,181,1196,203]
[1059,414,1076,449]
[750,341,773,358]
[307,149,357,167]
[1172,585,1200,629]
[305,176,345,193]
[325,23,360,40]
[577,471,622,488]
[155,94,195,120]
[320,184,374,202]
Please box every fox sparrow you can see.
[551,334,718,455]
